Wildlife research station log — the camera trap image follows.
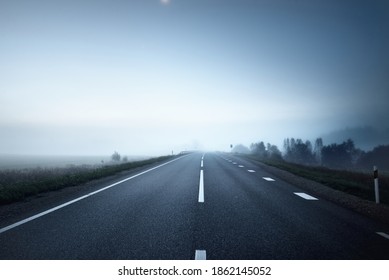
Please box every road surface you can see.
[0,152,388,259]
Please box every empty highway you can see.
[0,152,388,259]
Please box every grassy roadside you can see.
[240,154,389,205]
[0,155,173,205]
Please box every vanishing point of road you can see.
[0,152,388,259]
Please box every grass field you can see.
[0,155,173,205]
[242,155,389,205]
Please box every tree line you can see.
[232,138,389,171]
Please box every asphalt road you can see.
[0,152,389,259]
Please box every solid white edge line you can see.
[198,170,204,203]
[195,250,207,260]
[0,156,187,234]
[377,232,389,240]
[294,192,318,200]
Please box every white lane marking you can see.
[198,170,204,203]
[377,232,389,240]
[238,165,244,168]
[202,154,205,160]
[195,250,207,260]
[294,192,318,200]
[247,170,256,173]
[228,160,232,162]
[201,160,203,168]
[232,162,237,165]
[263,177,275,181]
[0,156,187,235]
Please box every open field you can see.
[0,154,150,170]
[0,155,173,205]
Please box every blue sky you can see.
[1,0,388,155]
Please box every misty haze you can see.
[0,0,389,262]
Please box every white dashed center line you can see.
[377,232,389,240]
[247,170,256,173]
[195,250,207,260]
[232,162,237,165]
[263,177,275,181]
[198,170,204,203]
[294,192,318,200]
[238,165,244,168]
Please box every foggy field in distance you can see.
[0,154,149,170]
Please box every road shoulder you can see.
[235,154,389,226]
[0,157,178,228]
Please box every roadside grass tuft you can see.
[0,156,173,205]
